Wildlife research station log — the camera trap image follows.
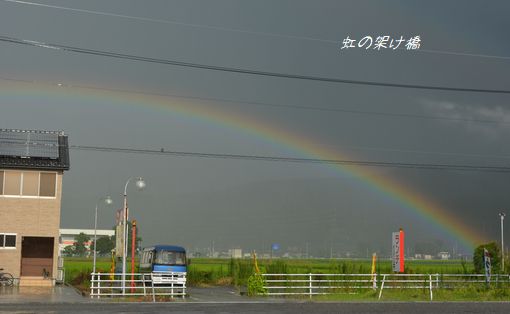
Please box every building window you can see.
[4,171,21,195]
[0,171,57,197]
[39,172,56,197]
[0,233,16,249]
[22,171,39,196]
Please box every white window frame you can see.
[0,170,57,199]
[0,233,17,249]
[0,170,3,196]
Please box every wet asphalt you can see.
[1,285,510,313]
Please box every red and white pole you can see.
[131,220,137,292]
[399,228,405,273]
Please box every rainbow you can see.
[1,79,488,251]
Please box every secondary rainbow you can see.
[1,79,488,250]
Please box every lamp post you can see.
[500,212,506,272]
[93,196,113,274]
[121,177,146,294]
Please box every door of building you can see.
[20,236,54,277]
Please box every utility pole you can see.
[499,213,506,272]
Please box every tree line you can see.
[62,222,141,257]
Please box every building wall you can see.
[229,248,243,259]
[0,171,63,279]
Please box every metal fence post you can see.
[90,273,94,299]
[97,272,101,299]
[182,273,186,299]
[378,274,386,300]
[142,274,147,296]
[429,274,433,301]
[90,272,100,299]
[151,273,156,303]
[309,273,312,299]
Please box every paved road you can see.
[1,286,509,313]
[187,286,274,302]
[0,285,85,303]
[0,301,510,313]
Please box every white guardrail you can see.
[261,273,510,300]
[90,272,186,301]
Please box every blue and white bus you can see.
[140,245,187,285]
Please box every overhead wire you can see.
[1,35,510,94]
[3,0,510,61]
[2,0,334,44]
[69,144,510,173]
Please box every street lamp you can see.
[122,177,145,294]
[499,212,506,272]
[93,196,113,274]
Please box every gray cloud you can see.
[421,99,510,139]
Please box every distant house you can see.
[59,228,115,253]
[0,129,69,286]
[228,248,242,259]
[438,251,451,260]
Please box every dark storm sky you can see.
[1,0,510,256]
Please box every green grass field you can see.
[64,257,474,280]
[64,256,473,286]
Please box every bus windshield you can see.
[154,250,186,266]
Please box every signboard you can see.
[115,208,123,225]
[392,229,405,273]
[271,243,280,251]
[115,208,125,257]
[115,224,124,257]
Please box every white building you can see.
[59,228,114,252]
[438,251,450,260]
[228,248,242,258]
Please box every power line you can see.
[2,0,334,44]
[415,48,510,61]
[4,0,510,61]
[1,35,510,94]
[2,76,509,126]
[335,144,510,160]
[70,144,510,173]
[0,97,506,160]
